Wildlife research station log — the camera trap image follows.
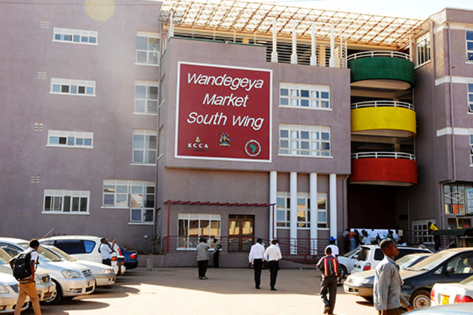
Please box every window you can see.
[444,182,473,215]
[467,30,473,62]
[103,180,155,210]
[412,219,435,244]
[277,192,326,228]
[416,32,431,66]
[130,185,155,224]
[317,193,328,228]
[136,32,160,65]
[134,81,158,114]
[177,214,221,250]
[47,130,93,148]
[468,84,473,114]
[50,78,95,96]
[43,190,90,214]
[446,253,473,274]
[160,78,165,105]
[53,28,98,45]
[471,133,473,164]
[158,128,164,158]
[133,130,157,164]
[279,83,330,109]
[276,192,290,228]
[279,124,331,157]
[297,193,310,228]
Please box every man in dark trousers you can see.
[264,239,282,291]
[248,238,265,289]
[317,247,339,314]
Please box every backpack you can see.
[13,248,34,280]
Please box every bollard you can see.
[146,258,153,271]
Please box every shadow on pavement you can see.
[38,299,110,314]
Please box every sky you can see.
[263,0,473,19]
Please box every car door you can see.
[441,252,473,283]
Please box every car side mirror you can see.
[445,266,455,275]
[354,255,358,259]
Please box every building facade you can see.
[1,0,472,266]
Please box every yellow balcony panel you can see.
[351,101,416,137]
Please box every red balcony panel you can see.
[350,158,417,185]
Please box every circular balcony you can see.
[348,51,415,90]
[350,152,417,186]
[351,100,416,137]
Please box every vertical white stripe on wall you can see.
[329,174,337,240]
[271,18,278,63]
[329,23,336,68]
[291,21,297,65]
[310,173,318,255]
[290,172,298,254]
[269,171,277,240]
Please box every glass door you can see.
[228,215,254,252]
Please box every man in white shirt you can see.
[264,239,282,291]
[326,236,339,257]
[248,238,265,289]
[100,237,116,266]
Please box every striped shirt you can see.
[317,255,339,277]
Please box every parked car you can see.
[400,248,473,309]
[338,246,362,278]
[0,238,95,305]
[431,274,473,305]
[344,253,432,300]
[404,303,473,314]
[42,245,116,287]
[352,245,432,274]
[0,247,56,303]
[120,247,138,270]
[40,236,126,276]
[0,272,29,314]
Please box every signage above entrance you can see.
[175,62,272,162]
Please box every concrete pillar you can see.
[270,171,277,240]
[271,18,278,63]
[329,23,336,68]
[290,172,298,254]
[310,173,318,255]
[330,174,337,240]
[291,21,297,65]
[310,22,317,66]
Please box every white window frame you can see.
[53,27,98,45]
[470,132,473,165]
[276,192,290,228]
[102,180,155,210]
[132,129,157,165]
[468,83,473,114]
[412,219,435,244]
[47,130,93,149]
[177,214,221,250]
[50,78,96,96]
[130,208,154,224]
[134,80,158,115]
[416,32,431,67]
[467,30,473,62]
[317,193,328,228]
[43,190,90,214]
[279,83,330,110]
[279,124,331,157]
[136,32,160,66]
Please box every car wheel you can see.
[339,264,348,279]
[41,280,62,305]
[411,290,431,309]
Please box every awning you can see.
[433,228,473,237]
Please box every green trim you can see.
[348,57,415,87]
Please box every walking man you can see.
[197,237,209,280]
[248,238,265,289]
[317,247,339,314]
[264,239,282,291]
[374,239,414,315]
[213,238,222,268]
[9,239,41,315]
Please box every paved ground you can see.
[31,267,379,315]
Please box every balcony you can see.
[348,51,415,90]
[350,152,417,186]
[351,101,416,137]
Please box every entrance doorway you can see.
[228,215,254,252]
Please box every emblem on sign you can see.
[219,133,231,146]
[244,140,261,157]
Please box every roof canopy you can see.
[159,0,426,49]
[433,228,473,237]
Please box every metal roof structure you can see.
[159,0,426,49]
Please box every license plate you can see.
[441,295,449,305]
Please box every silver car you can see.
[42,245,116,287]
[0,272,29,314]
[0,247,56,303]
[0,238,95,305]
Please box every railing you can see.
[351,152,416,161]
[347,50,410,61]
[351,100,414,110]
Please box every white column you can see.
[168,11,174,39]
[269,171,277,240]
[290,172,298,254]
[310,173,318,255]
[329,174,337,240]
[271,18,278,63]
[329,23,336,68]
[310,22,317,66]
[291,21,298,64]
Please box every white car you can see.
[40,236,126,276]
[0,272,29,314]
[42,245,116,287]
[431,274,473,305]
[0,247,56,303]
[0,238,95,305]
[338,246,362,278]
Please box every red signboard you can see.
[175,62,272,161]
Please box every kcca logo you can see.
[187,137,210,151]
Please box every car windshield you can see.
[396,254,427,270]
[18,243,61,263]
[344,247,360,258]
[460,274,473,286]
[407,251,459,271]
[48,246,77,262]
[0,248,12,264]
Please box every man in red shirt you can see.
[317,247,339,314]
